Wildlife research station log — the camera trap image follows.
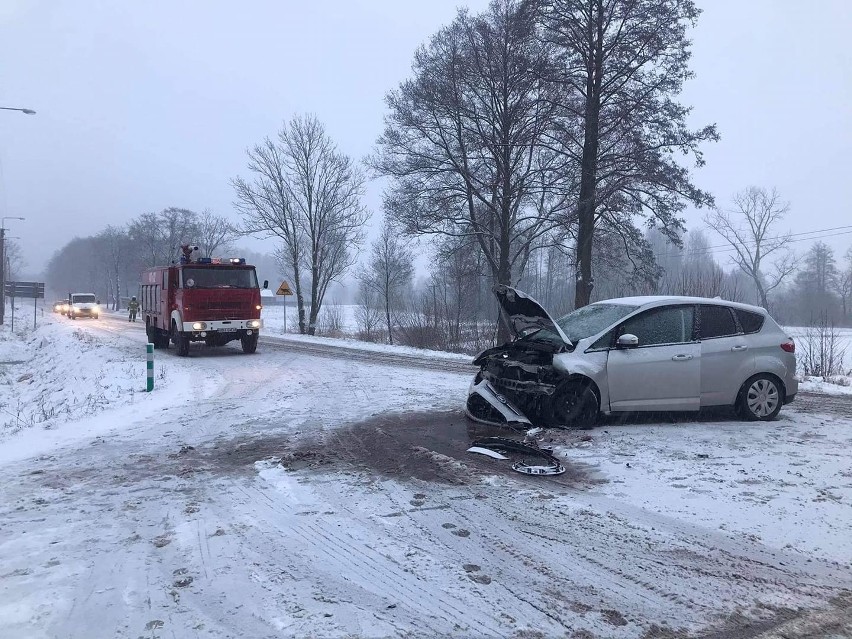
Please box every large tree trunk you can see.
[385,299,393,346]
[495,235,513,344]
[308,262,320,336]
[573,4,604,310]
[291,257,307,334]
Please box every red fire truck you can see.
[141,255,264,356]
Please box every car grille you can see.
[485,372,556,396]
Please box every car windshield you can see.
[182,267,258,289]
[73,295,96,303]
[555,303,639,343]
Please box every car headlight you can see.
[192,322,206,330]
[248,320,261,328]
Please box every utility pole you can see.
[0,227,4,325]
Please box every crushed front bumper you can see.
[465,379,532,428]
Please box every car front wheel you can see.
[737,375,782,421]
[241,333,258,354]
[172,323,190,357]
[551,380,598,429]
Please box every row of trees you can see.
[348,222,852,354]
[45,208,236,307]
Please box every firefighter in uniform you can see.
[128,296,139,322]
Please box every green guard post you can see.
[146,343,154,392]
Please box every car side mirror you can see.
[616,333,639,349]
[263,280,269,289]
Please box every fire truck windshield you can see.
[182,267,258,289]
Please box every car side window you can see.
[617,306,695,347]
[698,305,739,339]
[735,309,765,334]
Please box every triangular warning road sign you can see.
[275,281,294,296]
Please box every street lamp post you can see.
[0,108,35,325]
[0,107,36,115]
[1,217,25,325]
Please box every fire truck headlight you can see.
[248,320,261,328]
[192,322,206,331]
[255,305,262,310]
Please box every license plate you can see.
[219,328,237,333]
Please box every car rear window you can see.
[735,309,765,334]
[698,305,738,339]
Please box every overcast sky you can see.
[1,0,850,277]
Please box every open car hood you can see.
[493,285,572,346]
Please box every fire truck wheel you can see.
[241,333,258,354]
[172,322,190,357]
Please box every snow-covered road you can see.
[1,315,850,638]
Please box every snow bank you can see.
[0,318,193,445]
[799,376,852,395]
[266,332,473,362]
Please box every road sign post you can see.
[4,281,45,330]
[275,281,293,332]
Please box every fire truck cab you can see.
[141,257,263,356]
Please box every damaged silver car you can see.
[467,286,798,428]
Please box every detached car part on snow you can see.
[467,437,566,476]
[466,286,798,429]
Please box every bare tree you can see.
[235,114,368,335]
[537,0,718,308]
[96,226,136,310]
[159,207,201,262]
[197,209,237,258]
[837,247,852,324]
[705,187,797,309]
[233,136,308,332]
[354,284,383,342]
[359,217,415,345]
[371,0,568,341]
[127,208,201,267]
[4,240,24,281]
[127,212,164,268]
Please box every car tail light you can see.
[780,340,795,353]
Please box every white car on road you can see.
[67,293,100,320]
[467,287,798,427]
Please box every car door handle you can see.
[731,345,748,352]
[671,354,694,361]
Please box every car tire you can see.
[172,322,190,357]
[736,374,783,421]
[551,380,598,429]
[241,333,258,354]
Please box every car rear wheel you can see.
[551,380,598,429]
[736,375,782,421]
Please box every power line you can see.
[653,224,852,260]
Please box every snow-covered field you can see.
[1,311,851,638]
[784,326,852,395]
[261,303,359,335]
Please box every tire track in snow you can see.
[225,476,506,636]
